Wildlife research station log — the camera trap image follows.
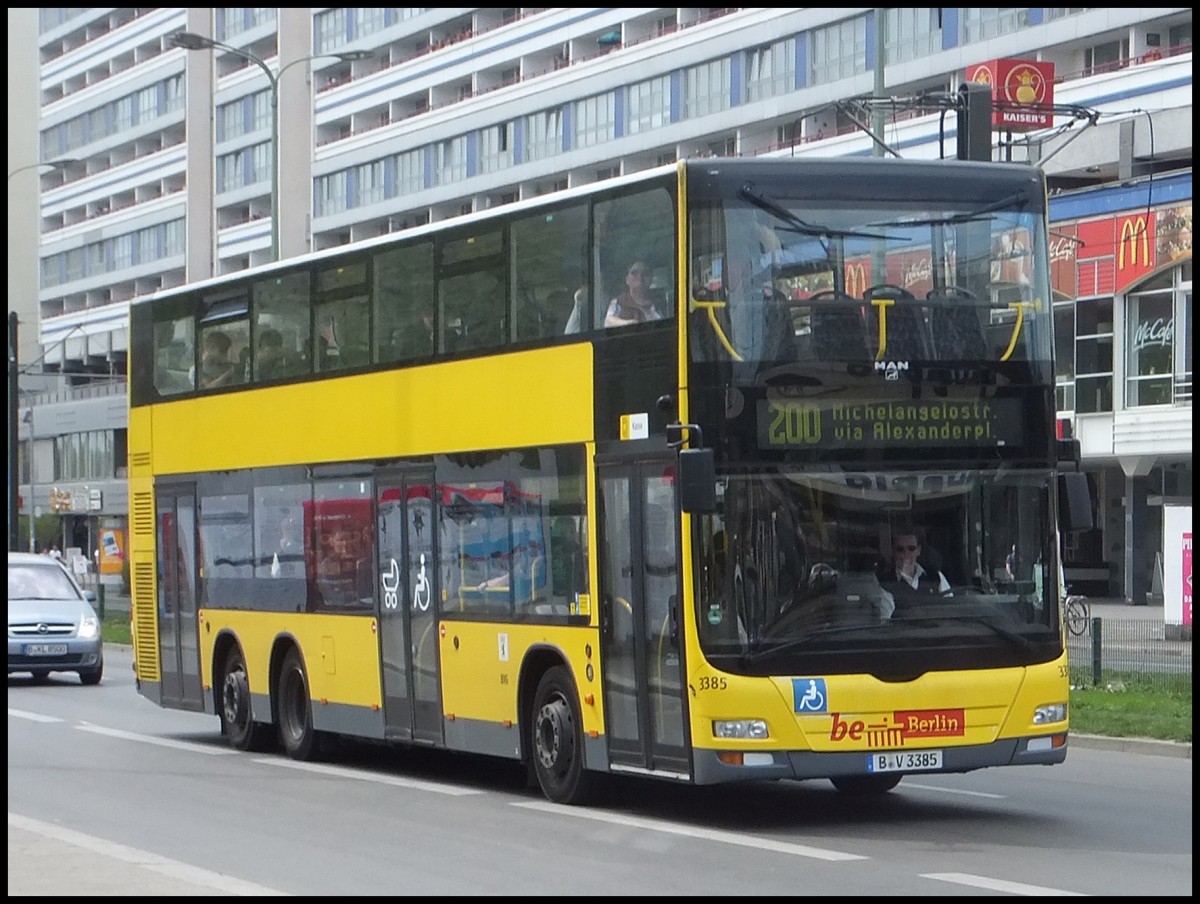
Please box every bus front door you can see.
[155,484,205,712]
[597,460,690,780]
[376,471,442,745]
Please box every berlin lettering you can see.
[828,709,965,747]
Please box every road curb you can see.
[1070,732,1191,759]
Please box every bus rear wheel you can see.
[220,646,272,752]
[531,666,594,805]
[277,648,322,761]
[831,774,902,795]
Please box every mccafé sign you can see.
[967,58,1055,130]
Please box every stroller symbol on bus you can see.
[412,553,431,611]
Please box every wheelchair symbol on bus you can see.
[412,552,431,611]
[793,677,828,713]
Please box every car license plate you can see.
[867,750,942,773]
[24,643,68,656]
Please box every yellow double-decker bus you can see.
[129,157,1088,803]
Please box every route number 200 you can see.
[767,401,821,445]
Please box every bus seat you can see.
[806,291,870,362]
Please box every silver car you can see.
[8,552,104,684]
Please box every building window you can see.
[356,160,385,207]
[1084,39,1129,75]
[315,171,348,217]
[479,122,515,174]
[573,94,615,149]
[1075,297,1113,413]
[683,58,731,120]
[810,15,868,85]
[394,148,424,195]
[628,75,670,135]
[1125,263,1192,407]
[961,8,1029,43]
[883,8,942,65]
[1054,299,1076,412]
[745,39,796,103]
[524,110,563,162]
[434,136,467,185]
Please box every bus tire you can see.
[220,646,273,752]
[277,647,322,761]
[531,666,594,805]
[831,774,902,795]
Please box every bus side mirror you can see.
[1058,471,1093,533]
[678,448,716,513]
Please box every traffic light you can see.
[957,82,993,162]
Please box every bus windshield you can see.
[688,180,1051,370]
[692,466,1060,676]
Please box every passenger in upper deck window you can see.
[196,330,240,389]
[604,260,664,328]
[255,328,288,380]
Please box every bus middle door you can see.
[376,470,442,745]
[597,457,690,780]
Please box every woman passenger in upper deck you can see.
[604,260,664,327]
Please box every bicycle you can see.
[1065,594,1090,637]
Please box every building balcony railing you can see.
[21,375,127,407]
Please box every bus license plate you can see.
[867,750,942,773]
[24,643,68,656]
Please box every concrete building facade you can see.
[9,7,1191,597]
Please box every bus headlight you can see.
[1032,703,1067,724]
[712,719,769,739]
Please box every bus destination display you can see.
[758,397,1024,449]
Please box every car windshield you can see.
[8,563,82,601]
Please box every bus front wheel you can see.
[531,666,594,805]
[277,648,322,761]
[220,646,272,752]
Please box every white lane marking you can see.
[514,800,866,861]
[77,723,238,755]
[254,756,485,796]
[902,782,1005,799]
[922,872,1086,896]
[8,709,65,723]
[8,812,290,896]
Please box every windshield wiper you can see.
[892,612,1037,651]
[739,184,895,241]
[740,620,886,665]
[867,192,1029,229]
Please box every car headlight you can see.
[712,719,769,739]
[77,615,100,639]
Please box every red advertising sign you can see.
[968,58,1056,130]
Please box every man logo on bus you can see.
[874,360,909,381]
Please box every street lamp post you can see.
[8,158,78,551]
[170,32,371,262]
